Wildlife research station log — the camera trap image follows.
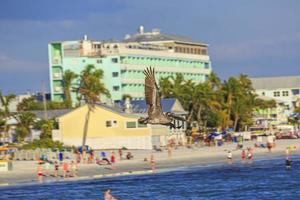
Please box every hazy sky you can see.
[0,0,300,94]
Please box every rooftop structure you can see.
[48,26,212,103]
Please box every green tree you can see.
[0,91,16,141]
[14,112,36,142]
[34,119,54,140]
[63,70,78,108]
[17,97,66,111]
[0,91,16,117]
[78,64,110,149]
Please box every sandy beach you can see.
[0,139,299,187]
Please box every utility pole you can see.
[42,81,48,120]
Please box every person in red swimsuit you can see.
[37,163,44,183]
[110,152,116,169]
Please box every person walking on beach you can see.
[110,152,116,169]
[104,189,117,200]
[37,163,44,183]
[76,150,81,163]
[71,160,78,177]
[59,151,64,164]
[54,161,59,177]
[227,151,233,164]
[150,154,156,172]
[63,161,69,178]
[247,148,253,164]
[43,161,50,177]
[118,148,123,160]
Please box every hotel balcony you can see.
[120,64,211,74]
[121,78,144,84]
[52,72,63,80]
[53,86,64,94]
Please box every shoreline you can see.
[0,139,299,188]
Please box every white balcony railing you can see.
[54,86,63,93]
[53,72,62,79]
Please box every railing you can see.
[120,64,211,74]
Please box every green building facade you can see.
[49,27,212,104]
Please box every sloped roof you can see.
[31,109,72,120]
[250,76,300,90]
[118,98,187,114]
[123,33,207,46]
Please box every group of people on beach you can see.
[227,147,254,164]
[37,159,78,183]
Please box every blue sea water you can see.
[1,157,300,200]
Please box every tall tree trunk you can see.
[64,86,72,108]
[82,106,91,150]
[233,114,239,132]
[196,105,203,128]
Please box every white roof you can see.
[250,76,300,90]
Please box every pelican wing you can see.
[144,67,163,115]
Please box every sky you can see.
[0,0,300,94]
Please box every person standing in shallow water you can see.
[104,189,117,200]
[241,149,246,162]
[37,163,44,183]
[247,148,253,164]
[286,157,292,169]
[227,151,233,164]
[150,154,156,171]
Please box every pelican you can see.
[138,67,185,128]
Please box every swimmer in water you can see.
[227,151,233,164]
[285,157,292,169]
[104,188,117,200]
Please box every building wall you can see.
[255,88,300,116]
[58,105,152,149]
[49,39,212,103]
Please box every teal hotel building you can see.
[48,26,212,104]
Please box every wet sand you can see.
[0,139,299,186]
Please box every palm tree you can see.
[14,112,36,142]
[0,91,16,117]
[63,70,78,108]
[78,64,110,149]
[0,91,16,141]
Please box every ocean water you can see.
[1,157,300,200]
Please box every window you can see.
[96,59,102,64]
[292,89,300,95]
[204,63,209,69]
[106,120,117,127]
[262,92,265,96]
[273,91,280,97]
[282,91,289,96]
[106,121,112,127]
[112,72,119,77]
[205,75,209,81]
[113,86,120,91]
[126,121,136,128]
[111,58,118,63]
[285,105,290,110]
[138,122,147,128]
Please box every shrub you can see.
[22,139,66,150]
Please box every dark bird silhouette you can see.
[138,67,185,129]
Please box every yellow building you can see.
[55,104,153,149]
